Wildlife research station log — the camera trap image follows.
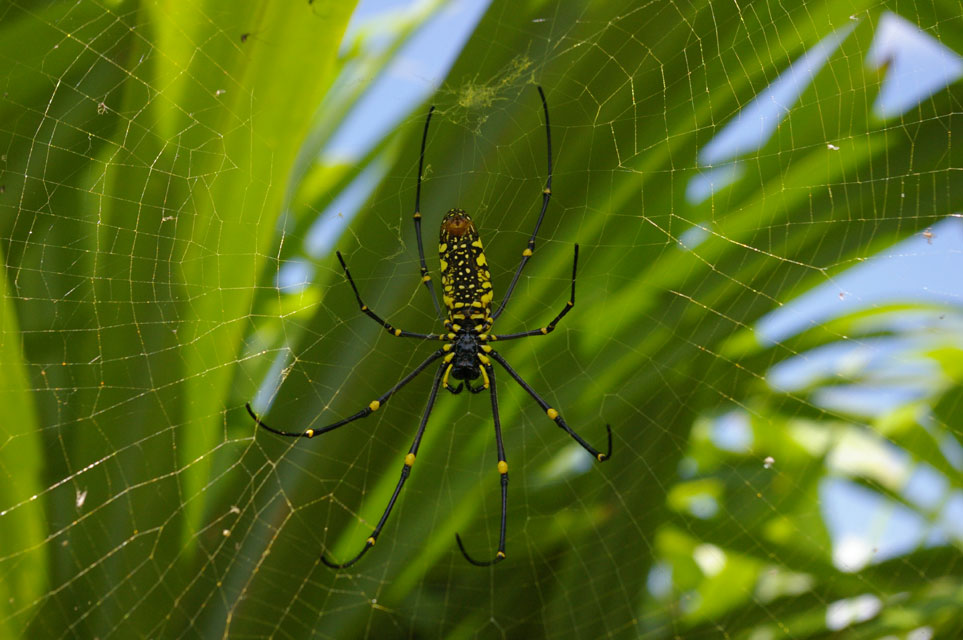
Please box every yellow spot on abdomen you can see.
[305,429,315,438]
[369,400,381,411]
[547,408,559,420]
[367,537,376,546]
[523,248,533,257]
[405,453,416,467]
[498,460,508,474]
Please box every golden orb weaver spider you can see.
[246,86,612,568]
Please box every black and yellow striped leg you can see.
[493,85,553,321]
[413,105,444,320]
[488,244,577,341]
[445,382,464,395]
[456,364,508,566]
[337,251,443,340]
[247,349,444,439]
[489,350,612,462]
[322,363,445,569]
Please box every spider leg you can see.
[247,348,445,439]
[337,251,446,340]
[321,362,445,569]
[492,86,552,321]
[445,382,464,395]
[456,364,508,566]
[412,106,444,320]
[489,350,612,462]
[487,244,577,341]
[466,380,487,394]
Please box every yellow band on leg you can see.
[442,364,453,388]
[479,365,490,389]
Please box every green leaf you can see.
[6,0,963,637]
[0,240,46,638]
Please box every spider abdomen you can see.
[439,209,493,325]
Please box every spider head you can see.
[449,332,482,381]
[450,362,481,381]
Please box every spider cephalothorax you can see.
[247,87,612,570]
[443,329,488,394]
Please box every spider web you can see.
[2,1,963,638]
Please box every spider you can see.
[246,86,612,568]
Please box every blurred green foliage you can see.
[1,0,962,638]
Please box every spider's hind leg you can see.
[490,349,612,463]
[456,364,508,566]
[321,363,446,569]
